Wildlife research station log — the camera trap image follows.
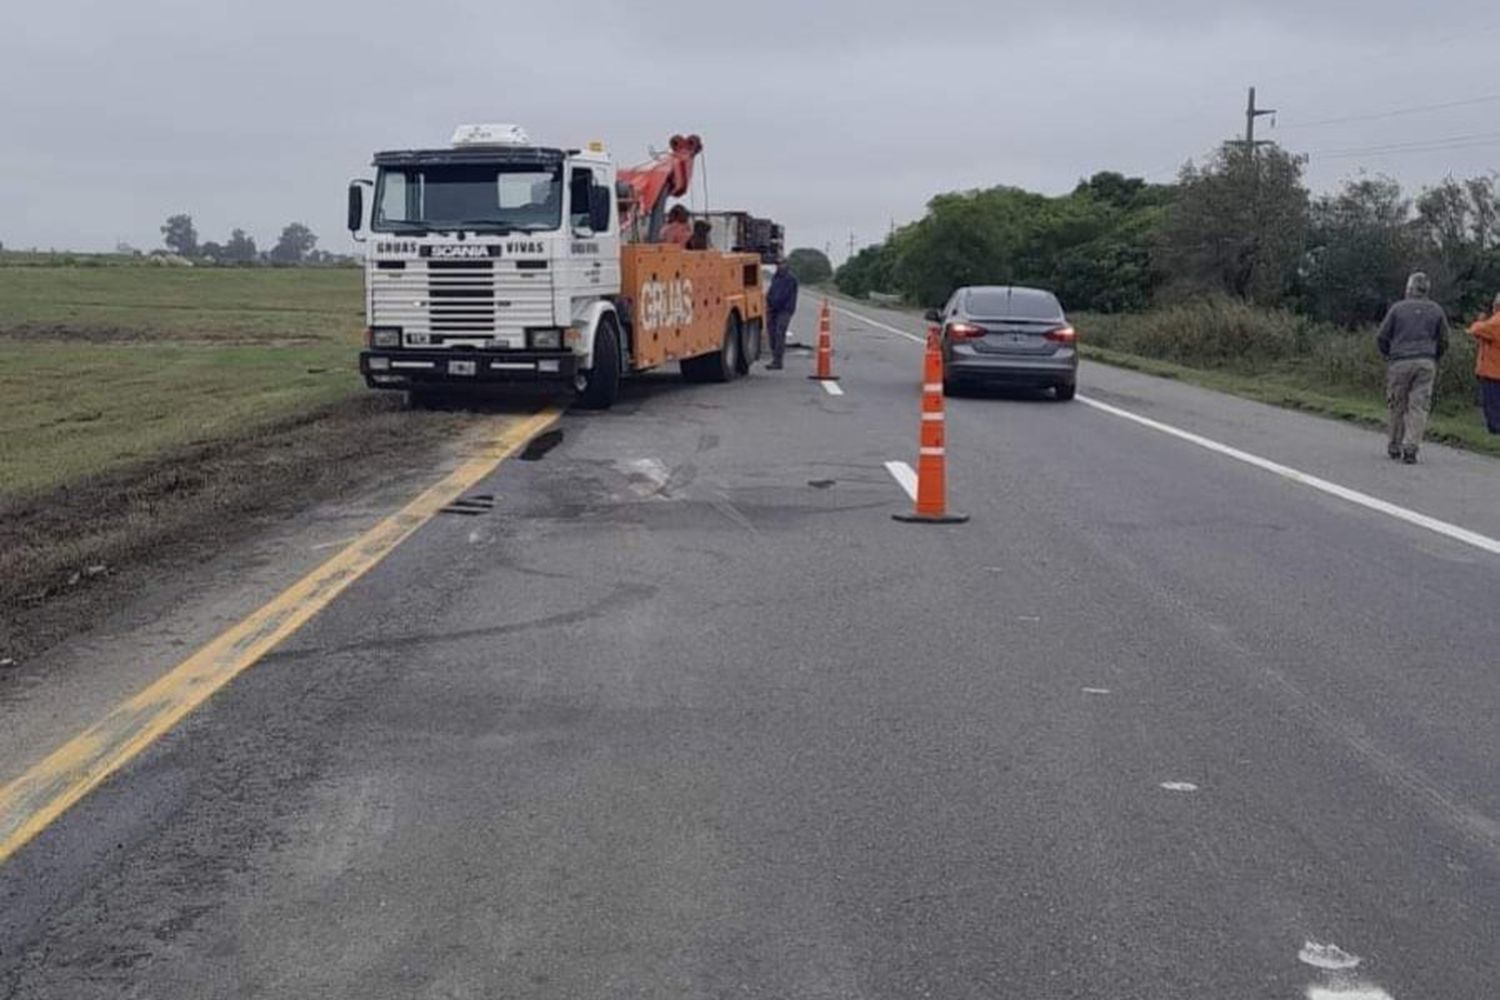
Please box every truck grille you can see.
[428,261,495,333]
[369,260,553,348]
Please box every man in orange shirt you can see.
[1469,291,1500,433]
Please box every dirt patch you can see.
[0,395,485,664]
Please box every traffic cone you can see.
[894,325,969,524]
[808,299,838,381]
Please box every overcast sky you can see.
[3,1,1499,260]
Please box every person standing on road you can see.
[765,259,799,371]
[1377,272,1450,464]
[1467,292,1500,434]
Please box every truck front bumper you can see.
[360,350,579,389]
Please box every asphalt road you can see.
[3,298,1498,998]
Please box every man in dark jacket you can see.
[765,260,799,370]
[1377,271,1450,464]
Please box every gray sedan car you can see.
[925,286,1077,400]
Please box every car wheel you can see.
[1054,382,1076,401]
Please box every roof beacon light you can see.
[451,123,531,148]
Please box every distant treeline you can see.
[837,144,1500,327]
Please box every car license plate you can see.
[448,360,476,376]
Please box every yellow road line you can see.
[0,406,562,865]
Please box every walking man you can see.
[765,258,799,370]
[1377,272,1449,464]
[1468,292,1500,434]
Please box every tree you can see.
[1155,144,1309,306]
[784,247,832,285]
[1414,176,1500,314]
[835,241,899,299]
[270,222,318,264]
[199,241,225,263]
[224,228,257,264]
[1302,176,1417,326]
[160,213,198,257]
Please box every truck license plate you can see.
[448,360,476,376]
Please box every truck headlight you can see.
[528,328,563,350]
[368,357,391,371]
[371,327,402,348]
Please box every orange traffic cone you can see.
[808,299,838,381]
[894,325,969,524]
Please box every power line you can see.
[1276,92,1500,131]
[1308,128,1500,159]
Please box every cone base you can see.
[892,511,970,525]
[807,375,841,381]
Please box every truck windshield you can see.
[373,163,562,233]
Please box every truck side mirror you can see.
[924,308,942,323]
[347,184,364,233]
[589,186,612,233]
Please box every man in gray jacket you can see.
[1377,272,1450,464]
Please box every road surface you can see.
[2,296,1497,998]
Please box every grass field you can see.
[0,264,367,498]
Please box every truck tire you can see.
[574,317,621,410]
[682,313,741,383]
[737,317,762,374]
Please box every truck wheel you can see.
[737,318,761,374]
[575,318,621,410]
[683,313,741,383]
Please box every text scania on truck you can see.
[347,124,777,409]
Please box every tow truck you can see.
[347,125,772,409]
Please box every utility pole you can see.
[1240,86,1276,156]
[847,230,856,262]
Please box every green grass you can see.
[0,266,368,499]
[0,265,363,342]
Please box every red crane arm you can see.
[618,134,702,239]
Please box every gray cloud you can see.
[3,1,1498,259]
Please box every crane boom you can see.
[618,133,702,242]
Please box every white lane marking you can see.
[1082,687,1112,695]
[1299,942,1395,1000]
[1299,943,1362,971]
[1078,395,1500,558]
[1159,782,1199,792]
[884,460,918,501]
[831,304,927,344]
[821,380,845,396]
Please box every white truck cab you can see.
[348,124,622,403]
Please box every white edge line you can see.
[821,380,845,396]
[1077,394,1500,557]
[832,297,1500,558]
[884,460,918,501]
[831,304,927,344]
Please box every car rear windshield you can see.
[965,288,1063,320]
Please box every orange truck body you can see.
[619,243,766,371]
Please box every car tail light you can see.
[1045,325,1077,344]
[947,322,985,340]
